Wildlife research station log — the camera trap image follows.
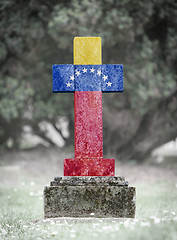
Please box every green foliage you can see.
[0,77,34,121]
[0,0,176,149]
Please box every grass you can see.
[0,147,177,239]
[0,179,177,240]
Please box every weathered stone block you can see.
[44,177,136,218]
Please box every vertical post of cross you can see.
[64,37,115,176]
[74,37,103,159]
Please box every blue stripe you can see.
[53,64,123,92]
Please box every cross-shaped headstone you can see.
[53,37,123,176]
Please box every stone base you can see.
[44,176,136,218]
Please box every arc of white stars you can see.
[97,70,102,76]
[103,75,108,81]
[66,82,72,87]
[82,68,87,73]
[70,75,74,81]
[90,68,95,73]
[106,81,112,87]
[75,70,81,76]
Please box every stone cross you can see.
[44,37,135,219]
[53,37,123,176]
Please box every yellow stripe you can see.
[74,37,102,65]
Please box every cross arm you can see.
[102,64,123,92]
[53,64,123,92]
[53,64,75,92]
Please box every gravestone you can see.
[44,37,136,218]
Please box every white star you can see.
[70,75,74,81]
[75,70,80,76]
[82,68,87,73]
[66,82,72,87]
[103,75,108,81]
[106,81,112,87]
[90,68,95,73]
[97,70,102,76]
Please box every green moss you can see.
[44,183,135,218]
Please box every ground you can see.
[0,147,177,240]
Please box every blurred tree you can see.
[0,0,176,161]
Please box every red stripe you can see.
[74,91,103,159]
[64,158,115,176]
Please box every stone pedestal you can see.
[44,176,136,218]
